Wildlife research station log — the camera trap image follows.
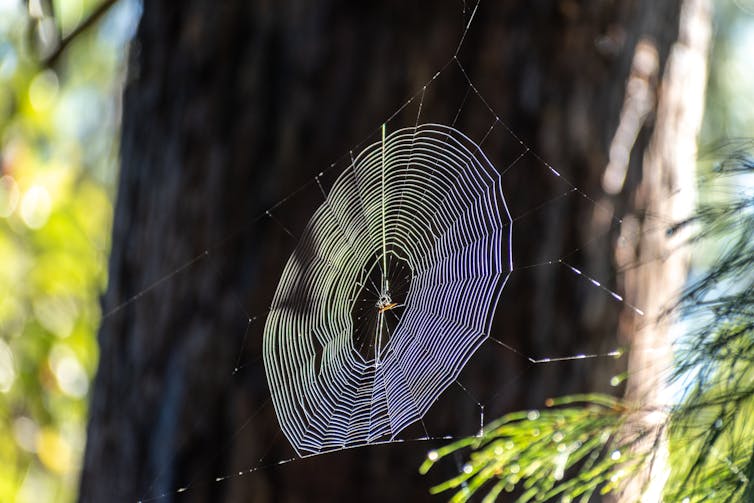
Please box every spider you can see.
[378,302,398,313]
[376,293,398,313]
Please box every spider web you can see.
[264,124,511,455]
[118,2,665,501]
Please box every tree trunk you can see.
[616,0,710,501]
[79,1,700,502]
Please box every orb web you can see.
[263,123,513,456]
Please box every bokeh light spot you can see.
[20,185,52,229]
[28,69,59,112]
[0,338,15,392]
[36,427,73,474]
[34,295,78,338]
[56,0,83,33]
[49,344,89,398]
[0,42,17,78]
[13,416,39,452]
[0,174,20,217]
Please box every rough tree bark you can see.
[79,1,704,502]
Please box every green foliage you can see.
[663,150,754,502]
[419,395,651,502]
[0,0,137,501]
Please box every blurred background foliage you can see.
[702,0,754,142]
[1,0,754,502]
[0,0,138,500]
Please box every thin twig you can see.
[42,0,119,68]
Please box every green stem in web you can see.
[381,123,387,277]
[375,310,384,366]
[376,123,388,368]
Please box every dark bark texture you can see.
[80,1,684,502]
